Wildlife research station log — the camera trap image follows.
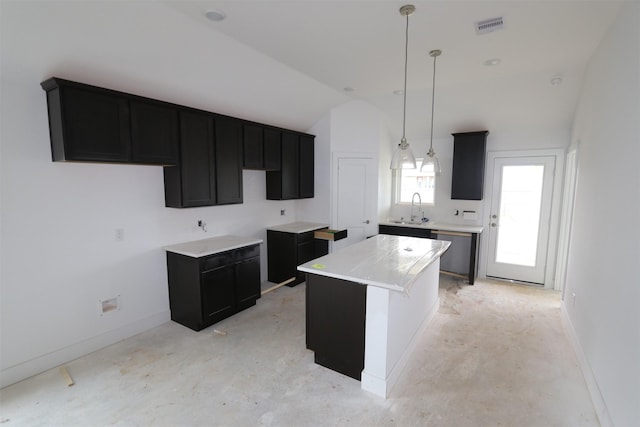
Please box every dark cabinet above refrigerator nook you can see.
[41,77,315,207]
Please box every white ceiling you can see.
[163,0,622,143]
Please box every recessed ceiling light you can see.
[483,58,501,66]
[205,9,226,22]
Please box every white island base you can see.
[300,235,448,399]
[360,259,440,398]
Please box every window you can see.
[395,158,436,204]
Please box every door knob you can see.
[491,214,497,219]
[363,220,370,224]
[491,222,497,227]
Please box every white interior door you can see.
[333,155,377,252]
[486,156,555,284]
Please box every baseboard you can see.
[560,303,613,427]
[0,310,170,389]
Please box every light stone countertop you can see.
[163,235,263,258]
[266,221,329,234]
[379,220,484,234]
[298,234,450,293]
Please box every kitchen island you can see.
[298,234,450,398]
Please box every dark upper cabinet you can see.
[263,128,281,171]
[130,100,179,164]
[266,132,314,200]
[40,77,177,165]
[299,134,314,198]
[44,83,131,162]
[164,110,216,208]
[215,116,243,205]
[243,124,264,169]
[243,124,281,171]
[451,131,488,200]
[164,112,244,208]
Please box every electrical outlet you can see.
[281,209,286,216]
[115,228,124,241]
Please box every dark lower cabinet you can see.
[166,244,260,331]
[379,224,480,285]
[267,229,328,286]
[306,273,367,380]
[378,224,432,238]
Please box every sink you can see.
[391,220,424,225]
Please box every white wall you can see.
[386,126,570,227]
[563,2,640,426]
[0,1,346,387]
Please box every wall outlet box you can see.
[100,296,120,315]
[462,211,478,220]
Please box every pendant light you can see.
[390,4,417,170]
[421,49,442,175]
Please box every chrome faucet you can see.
[411,192,422,223]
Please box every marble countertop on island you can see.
[266,221,329,234]
[379,220,484,234]
[298,234,450,293]
[163,235,263,258]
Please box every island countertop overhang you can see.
[297,234,450,293]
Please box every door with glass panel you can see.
[486,156,555,284]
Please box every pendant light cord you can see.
[402,13,409,142]
[429,53,437,153]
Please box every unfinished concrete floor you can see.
[0,276,598,426]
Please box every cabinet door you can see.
[130,100,178,165]
[215,116,243,205]
[236,256,261,309]
[60,86,131,162]
[281,132,300,199]
[451,131,488,200]
[263,128,281,171]
[201,265,236,326]
[298,135,314,198]
[243,123,264,169]
[297,240,316,265]
[267,230,297,283]
[177,110,216,207]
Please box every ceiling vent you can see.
[475,17,504,35]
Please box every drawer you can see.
[297,230,315,244]
[201,251,234,271]
[235,244,260,261]
[314,228,347,241]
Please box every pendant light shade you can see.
[390,5,416,170]
[421,49,442,175]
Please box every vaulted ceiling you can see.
[164,1,622,142]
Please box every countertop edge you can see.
[164,237,263,258]
[379,221,484,234]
